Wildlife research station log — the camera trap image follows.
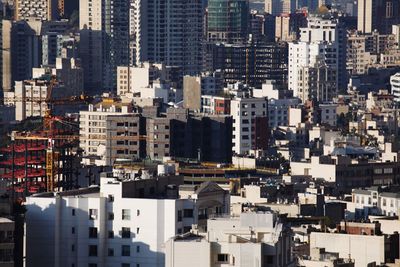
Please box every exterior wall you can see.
[0,219,14,267]
[1,20,12,93]
[15,0,58,21]
[310,232,385,267]
[79,103,131,162]
[183,76,201,111]
[231,98,268,155]
[290,158,336,182]
[165,240,211,267]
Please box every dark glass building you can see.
[207,0,249,43]
[209,41,288,88]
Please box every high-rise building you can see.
[80,0,202,91]
[0,19,12,95]
[275,13,307,41]
[265,0,296,16]
[358,0,400,34]
[15,0,59,21]
[80,0,130,91]
[146,0,203,75]
[289,41,338,102]
[207,0,249,43]
[10,20,42,85]
[210,42,288,88]
[58,0,79,18]
[231,97,268,155]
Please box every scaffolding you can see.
[0,113,79,198]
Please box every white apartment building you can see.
[230,97,268,155]
[390,72,400,101]
[289,16,344,100]
[268,98,300,128]
[319,103,337,127]
[25,172,230,267]
[117,63,165,96]
[79,99,133,164]
[352,188,400,217]
[165,212,295,267]
[5,80,50,121]
[288,41,338,102]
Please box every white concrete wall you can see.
[310,232,385,267]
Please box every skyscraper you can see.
[358,0,400,34]
[265,0,296,16]
[207,0,249,43]
[15,0,59,21]
[80,0,130,91]
[147,0,203,75]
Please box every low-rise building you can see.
[25,171,230,267]
[165,212,295,267]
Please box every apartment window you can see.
[72,209,75,216]
[88,264,97,267]
[108,231,114,239]
[108,195,114,202]
[137,209,140,216]
[136,246,140,253]
[108,248,114,256]
[183,209,193,218]
[122,209,131,220]
[383,198,387,206]
[217,254,229,263]
[71,244,75,252]
[121,245,130,256]
[108,212,114,220]
[89,227,98,238]
[71,227,75,234]
[177,210,182,222]
[88,245,98,257]
[121,227,131,238]
[136,227,140,234]
[89,209,98,220]
[122,264,130,267]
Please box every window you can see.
[89,209,98,220]
[383,198,387,206]
[89,264,97,267]
[121,245,130,256]
[108,195,114,202]
[217,254,229,263]
[122,264,130,267]
[71,244,75,251]
[108,212,114,220]
[122,209,131,220]
[108,231,114,239]
[88,245,98,257]
[136,227,140,234]
[136,246,140,253]
[265,255,274,264]
[108,248,114,256]
[72,209,75,216]
[183,209,193,218]
[137,209,140,216]
[121,227,131,238]
[71,227,75,234]
[89,227,98,238]
[177,210,182,222]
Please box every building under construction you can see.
[0,113,79,198]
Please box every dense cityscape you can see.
[1,0,400,266]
